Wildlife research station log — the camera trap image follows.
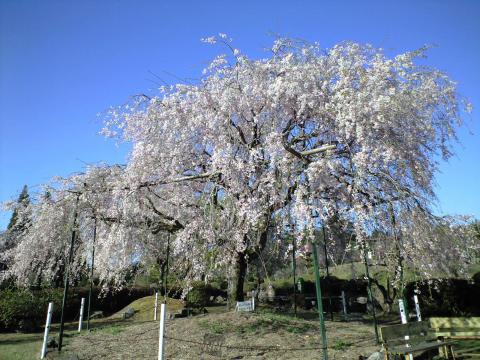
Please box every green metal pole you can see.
[322,226,333,321]
[312,241,328,360]
[292,234,297,318]
[86,217,97,331]
[164,234,170,303]
[362,245,380,344]
[58,194,80,351]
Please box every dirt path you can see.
[58,311,380,359]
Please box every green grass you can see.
[109,295,184,321]
[197,310,316,337]
[0,295,183,360]
[332,339,353,351]
[0,332,44,360]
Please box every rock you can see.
[258,289,267,302]
[267,284,276,301]
[47,337,58,348]
[89,311,104,319]
[366,351,382,360]
[356,296,368,304]
[123,307,135,319]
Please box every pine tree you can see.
[7,185,30,233]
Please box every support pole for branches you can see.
[362,244,380,344]
[292,236,297,317]
[312,240,328,360]
[87,217,97,331]
[290,210,297,318]
[322,226,333,321]
[58,194,80,351]
[164,234,170,303]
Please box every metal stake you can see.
[164,234,170,303]
[312,241,328,360]
[58,194,80,351]
[86,217,97,331]
[292,232,297,318]
[362,244,380,344]
[322,226,333,321]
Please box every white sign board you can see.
[235,300,253,312]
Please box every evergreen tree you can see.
[7,185,30,232]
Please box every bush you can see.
[186,282,226,308]
[0,285,153,332]
[0,287,63,332]
[186,282,210,308]
[266,276,368,312]
[405,278,480,317]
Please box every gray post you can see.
[78,297,85,332]
[413,295,422,322]
[58,194,80,351]
[312,241,328,360]
[40,302,53,359]
[158,303,167,360]
[341,291,348,320]
[86,217,97,331]
[399,299,413,360]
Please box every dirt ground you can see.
[54,310,381,360]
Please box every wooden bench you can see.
[430,318,480,359]
[381,321,455,359]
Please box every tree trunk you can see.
[229,251,247,304]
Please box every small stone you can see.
[123,307,135,319]
[89,311,104,319]
[47,337,58,348]
[366,351,382,360]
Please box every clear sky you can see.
[0,0,479,229]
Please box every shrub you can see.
[405,278,480,317]
[0,285,153,332]
[186,282,225,308]
[186,281,210,308]
[0,287,63,332]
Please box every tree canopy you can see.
[1,37,476,300]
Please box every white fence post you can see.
[413,295,422,322]
[341,291,347,318]
[40,302,53,359]
[78,297,85,332]
[154,292,158,321]
[399,299,413,360]
[158,303,167,360]
[252,296,255,311]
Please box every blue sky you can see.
[0,0,479,229]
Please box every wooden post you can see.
[78,298,85,332]
[252,295,255,311]
[413,295,422,322]
[158,303,167,360]
[398,299,413,360]
[40,302,53,359]
[154,292,158,321]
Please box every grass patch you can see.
[332,339,353,351]
[197,311,316,337]
[0,332,43,360]
[110,296,183,322]
[197,318,231,334]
